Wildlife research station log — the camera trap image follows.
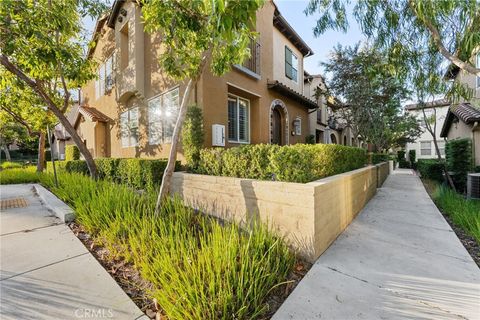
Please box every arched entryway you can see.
[330,134,337,144]
[343,135,347,145]
[269,99,289,145]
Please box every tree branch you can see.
[1,106,40,137]
[409,0,480,76]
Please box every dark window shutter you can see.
[285,46,292,79]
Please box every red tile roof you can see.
[440,103,480,137]
[79,106,110,122]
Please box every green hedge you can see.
[47,158,179,189]
[408,150,416,169]
[417,159,444,182]
[371,153,389,165]
[446,138,472,192]
[196,144,367,183]
[65,145,80,161]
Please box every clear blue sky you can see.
[82,0,365,76]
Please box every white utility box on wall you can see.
[212,124,225,147]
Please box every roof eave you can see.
[273,8,313,57]
[267,80,317,109]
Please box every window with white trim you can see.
[420,141,431,155]
[95,54,114,99]
[228,95,250,143]
[476,53,480,88]
[285,46,298,82]
[120,108,138,147]
[436,141,445,156]
[293,117,301,135]
[148,88,180,145]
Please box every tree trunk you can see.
[2,145,11,161]
[37,132,45,172]
[155,78,195,214]
[0,54,97,178]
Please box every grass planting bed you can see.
[422,179,480,266]
[1,169,309,319]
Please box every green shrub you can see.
[408,150,416,169]
[433,185,480,242]
[446,138,472,192]
[305,134,315,144]
[417,159,444,182]
[196,144,366,183]
[182,105,204,171]
[116,158,179,189]
[46,160,68,173]
[397,150,410,168]
[1,161,23,169]
[45,150,52,162]
[65,145,80,161]
[95,158,121,180]
[371,153,389,165]
[475,166,480,173]
[0,166,41,184]
[38,172,295,319]
[65,160,89,175]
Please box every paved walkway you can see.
[274,169,480,320]
[0,184,146,320]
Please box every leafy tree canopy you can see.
[141,0,263,80]
[322,44,421,151]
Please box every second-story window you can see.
[285,46,298,82]
[95,55,114,99]
[148,87,180,145]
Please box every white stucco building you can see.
[405,99,450,161]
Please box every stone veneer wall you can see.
[170,162,390,262]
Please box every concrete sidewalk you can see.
[0,184,146,320]
[274,169,480,320]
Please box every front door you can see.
[272,107,282,145]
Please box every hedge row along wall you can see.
[171,162,390,262]
[47,158,179,189]
[195,144,367,183]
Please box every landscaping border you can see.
[171,162,390,262]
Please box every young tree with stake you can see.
[140,0,264,214]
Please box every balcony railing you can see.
[241,38,261,76]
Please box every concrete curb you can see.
[32,184,75,223]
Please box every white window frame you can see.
[436,141,446,156]
[95,54,115,99]
[285,46,298,83]
[227,94,250,144]
[420,141,431,156]
[476,53,480,88]
[120,107,139,147]
[147,87,180,145]
[293,117,301,135]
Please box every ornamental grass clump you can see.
[0,166,41,184]
[433,185,480,243]
[38,172,295,319]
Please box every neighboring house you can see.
[440,103,480,166]
[405,99,450,160]
[440,51,480,166]
[303,72,358,146]
[74,0,327,160]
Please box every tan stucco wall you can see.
[170,162,389,262]
[447,121,480,166]
[272,28,304,94]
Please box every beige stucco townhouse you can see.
[55,0,352,161]
[441,51,480,166]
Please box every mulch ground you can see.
[421,179,480,267]
[68,222,311,319]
